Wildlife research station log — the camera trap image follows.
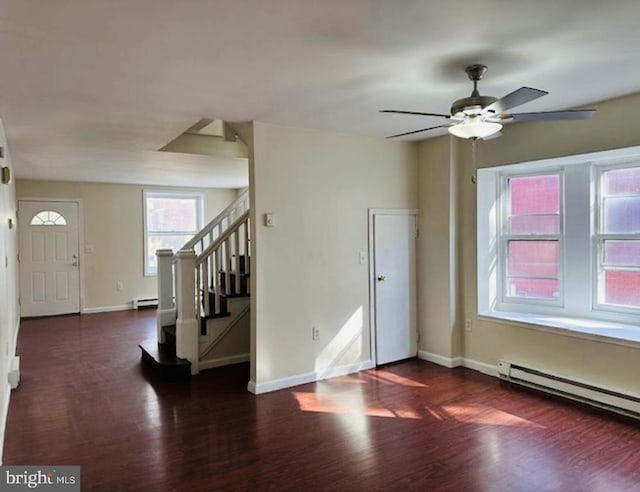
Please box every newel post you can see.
[156,249,176,343]
[175,248,199,374]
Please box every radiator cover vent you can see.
[498,360,640,420]
[133,298,158,309]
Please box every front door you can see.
[18,201,80,317]
[372,211,417,365]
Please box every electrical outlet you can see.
[465,319,472,332]
[116,281,123,291]
[312,326,320,341]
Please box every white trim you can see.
[82,303,132,314]
[368,208,419,366]
[199,353,250,370]
[0,383,11,465]
[462,358,499,377]
[248,360,375,395]
[417,351,499,377]
[10,318,19,361]
[417,350,463,368]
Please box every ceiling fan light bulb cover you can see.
[448,121,502,139]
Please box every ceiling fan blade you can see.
[504,109,596,122]
[386,124,451,139]
[380,110,451,119]
[484,87,548,115]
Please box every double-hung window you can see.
[595,165,640,312]
[478,146,640,341]
[502,172,562,304]
[143,190,204,276]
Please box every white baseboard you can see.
[417,351,499,377]
[10,319,19,361]
[199,353,250,370]
[0,382,11,465]
[417,350,463,368]
[462,358,499,377]
[82,303,133,314]
[248,360,375,395]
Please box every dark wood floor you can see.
[5,310,640,491]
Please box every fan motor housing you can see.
[450,95,498,116]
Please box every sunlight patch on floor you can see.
[293,392,422,419]
[441,403,546,428]
[366,370,428,388]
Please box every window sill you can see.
[478,311,640,348]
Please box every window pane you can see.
[146,234,192,273]
[509,174,559,215]
[508,241,559,277]
[603,240,640,267]
[603,270,640,308]
[507,278,559,300]
[603,196,640,233]
[147,197,198,232]
[603,166,640,195]
[30,210,67,226]
[509,215,559,234]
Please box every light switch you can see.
[359,251,367,264]
[264,213,275,227]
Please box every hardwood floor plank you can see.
[5,310,640,491]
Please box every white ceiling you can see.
[3,0,640,188]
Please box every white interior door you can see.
[373,212,417,365]
[18,201,80,317]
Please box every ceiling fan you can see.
[381,64,595,140]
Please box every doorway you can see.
[18,200,81,317]
[369,209,418,365]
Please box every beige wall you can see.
[417,136,463,360]
[0,120,19,459]
[250,121,418,388]
[16,180,236,311]
[418,91,640,395]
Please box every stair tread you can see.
[207,289,250,299]
[201,311,232,320]
[139,339,190,367]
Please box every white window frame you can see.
[593,161,640,316]
[143,190,204,276]
[477,145,640,343]
[498,170,564,309]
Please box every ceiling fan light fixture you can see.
[448,119,502,139]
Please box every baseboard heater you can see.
[133,297,158,309]
[498,360,640,420]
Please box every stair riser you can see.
[219,272,249,295]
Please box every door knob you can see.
[377,275,386,282]
[72,261,79,266]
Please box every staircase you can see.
[139,190,250,378]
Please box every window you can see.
[30,210,67,226]
[502,173,561,302]
[143,191,204,276]
[477,146,640,340]
[595,165,640,311]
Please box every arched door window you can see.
[30,210,68,226]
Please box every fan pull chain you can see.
[471,137,477,185]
